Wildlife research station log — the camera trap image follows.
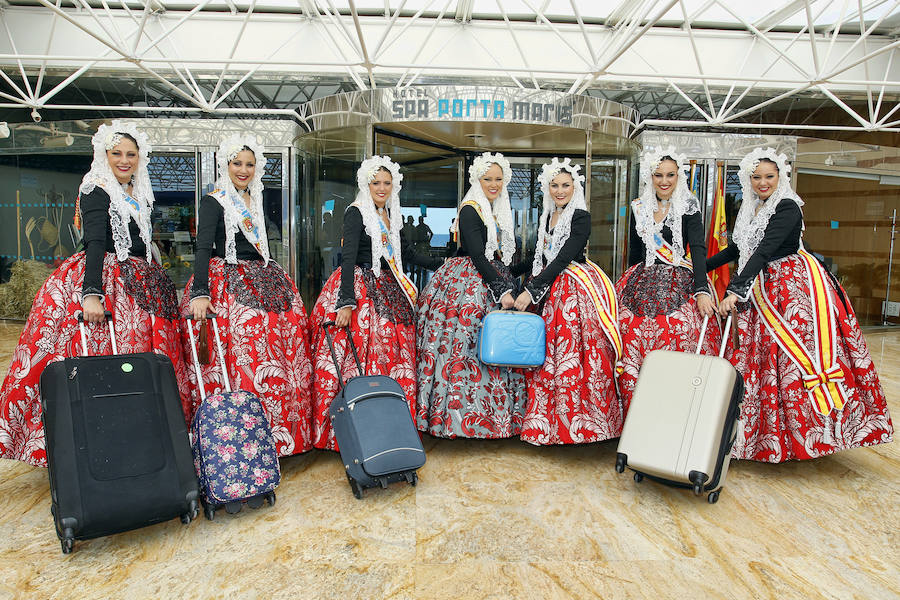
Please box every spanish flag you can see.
[707,162,730,300]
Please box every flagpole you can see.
[16,189,21,260]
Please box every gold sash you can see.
[564,260,624,373]
[751,249,849,415]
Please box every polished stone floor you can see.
[0,319,897,600]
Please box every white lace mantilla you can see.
[532,157,587,276]
[78,120,154,262]
[733,147,804,272]
[633,146,699,267]
[212,134,270,265]
[451,151,515,265]
[352,155,403,277]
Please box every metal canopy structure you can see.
[0,0,898,133]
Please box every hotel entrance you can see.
[295,86,641,306]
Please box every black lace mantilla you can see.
[362,268,415,326]
[618,263,694,317]
[120,259,179,320]
[224,260,296,314]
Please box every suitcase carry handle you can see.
[321,320,363,390]
[185,313,232,402]
[694,314,733,359]
[76,311,116,356]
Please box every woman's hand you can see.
[190,297,213,321]
[81,295,105,323]
[718,293,739,317]
[513,291,531,311]
[499,292,515,310]
[335,306,353,328]
[696,293,716,318]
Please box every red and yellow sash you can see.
[377,217,417,308]
[564,260,624,373]
[385,255,417,308]
[654,238,693,271]
[751,249,848,415]
[453,200,486,242]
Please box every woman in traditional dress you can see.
[309,155,441,451]
[0,121,188,467]
[185,134,314,457]
[708,147,893,462]
[512,158,624,445]
[615,147,718,413]
[416,151,528,439]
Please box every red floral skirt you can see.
[0,252,189,467]
[724,254,893,462]
[415,257,527,439]
[522,265,624,445]
[180,258,314,457]
[309,266,417,451]
[615,263,722,414]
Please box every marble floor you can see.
[0,320,897,600]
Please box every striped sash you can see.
[564,260,624,373]
[378,218,417,308]
[751,249,849,415]
[654,237,693,271]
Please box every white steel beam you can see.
[0,3,896,133]
[348,0,376,88]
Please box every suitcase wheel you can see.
[693,484,703,496]
[204,504,216,521]
[224,501,242,515]
[60,529,74,555]
[615,453,626,474]
[378,477,389,489]
[346,473,364,500]
[707,490,720,504]
[265,491,276,507]
[247,495,265,510]
[405,471,418,487]
[633,472,643,483]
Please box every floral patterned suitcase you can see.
[186,315,280,519]
[477,310,546,367]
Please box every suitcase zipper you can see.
[364,447,425,463]
[346,391,406,407]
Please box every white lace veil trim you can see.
[532,157,587,277]
[351,155,403,277]
[78,120,154,262]
[733,147,804,272]
[212,135,269,266]
[451,152,515,265]
[633,146,700,267]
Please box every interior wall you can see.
[796,172,900,326]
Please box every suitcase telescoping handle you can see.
[695,313,734,359]
[320,321,363,390]
[185,313,232,402]
[76,311,116,356]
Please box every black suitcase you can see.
[322,322,425,499]
[40,313,199,553]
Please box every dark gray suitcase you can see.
[322,322,425,499]
[40,313,199,553]
[615,315,744,504]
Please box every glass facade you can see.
[4,103,898,328]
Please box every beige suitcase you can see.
[615,316,743,504]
